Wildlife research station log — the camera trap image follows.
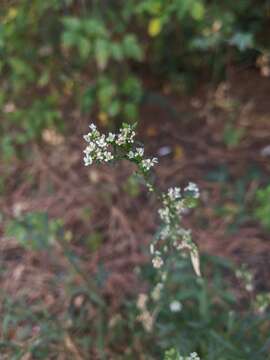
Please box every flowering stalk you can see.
[83,122,202,358]
[83,122,201,279]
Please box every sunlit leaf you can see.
[148,18,162,37]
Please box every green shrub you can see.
[1,0,270,160]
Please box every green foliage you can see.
[137,0,267,81]
[1,0,270,159]
[0,0,144,161]
[164,348,180,360]
[61,14,143,120]
[142,255,270,359]
[6,212,63,250]
[254,184,270,230]
[1,248,269,359]
[0,295,65,359]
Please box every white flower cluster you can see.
[127,147,144,159]
[168,186,181,201]
[128,146,158,171]
[83,123,200,277]
[152,254,164,269]
[184,182,200,199]
[150,183,200,274]
[141,157,158,171]
[158,187,186,225]
[116,125,136,145]
[83,123,115,166]
[180,352,200,360]
[150,245,165,269]
[83,123,158,173]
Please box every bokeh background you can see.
[0,1,270,359]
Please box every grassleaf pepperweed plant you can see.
[83,122,201,279]
[83,122,201,358]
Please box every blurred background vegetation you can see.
[0,0,270,359]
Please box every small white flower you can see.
[136,147,144,157]
[146,182,154,192]
[175,200,186,214]
[83,133,92,142]
[158,207,170,223]
[245,283,254,292]
[84,155,93,166]
[169,300,182,312]
[107,132,115,142]
[95,149,103,161]
[103,151,114,162]
[189,353,200,360]
[159,225,170,240]
[184,182,200,198]
[130,131,136,141]
[168,187,181,200]
[89,123,96,131]
[115,126,135,145]
[83,142,96,154]
[141,157,158,171]
[96,134,107,148]
[152,255,164,268]
[127,151,135,159]
[116,135,125,146]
